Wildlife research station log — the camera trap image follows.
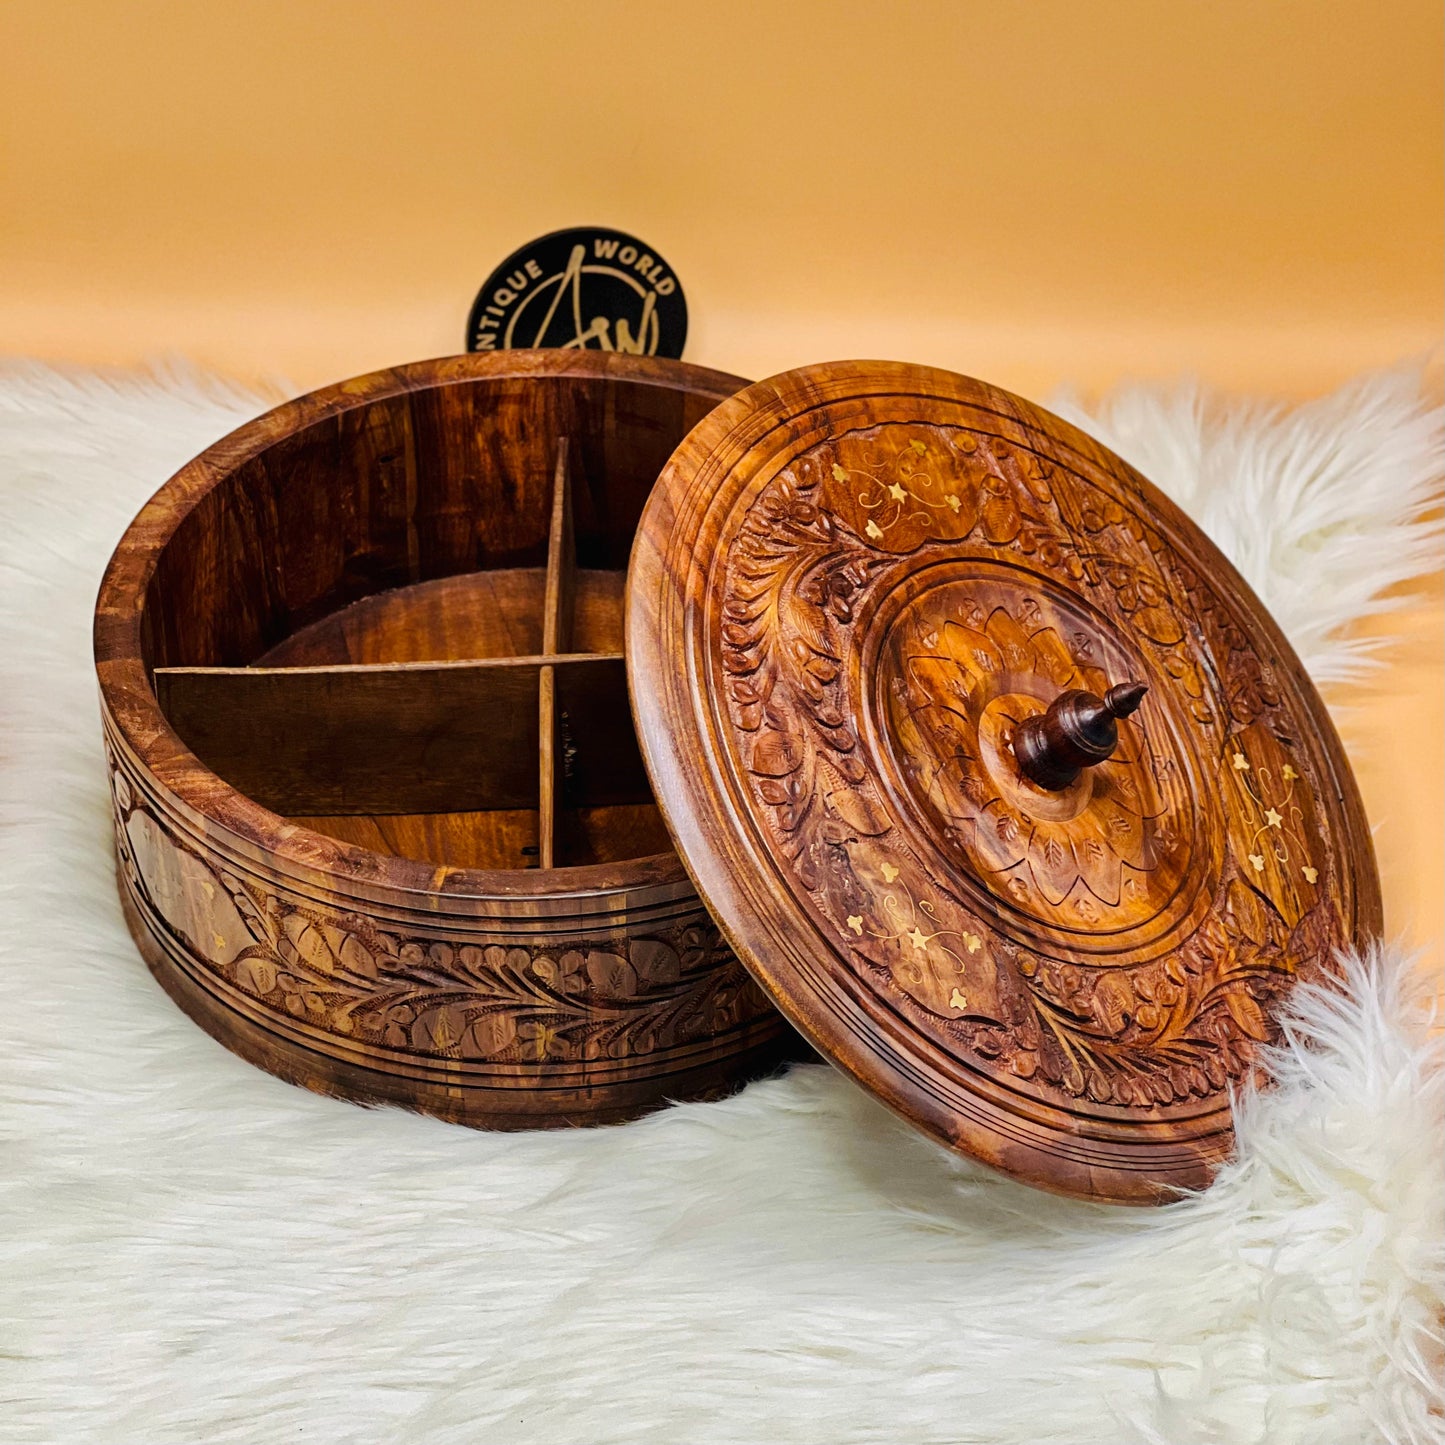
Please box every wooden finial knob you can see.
[1013,680,1148,791]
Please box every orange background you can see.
[2,0,1440,963]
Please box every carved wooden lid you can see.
[627,362,1380,1203]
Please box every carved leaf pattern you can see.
[110,786,771,1066]
[719,454,896,886]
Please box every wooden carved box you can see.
[94,353,795,1129]
[97,353,1380,1203]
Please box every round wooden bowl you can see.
[95,351,796,1128]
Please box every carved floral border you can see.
[108,759,776,1070]
[718,421,1339,1109]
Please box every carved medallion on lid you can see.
[873,569,1196,937]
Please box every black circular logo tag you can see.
[466,227,687,357]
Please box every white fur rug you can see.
[1,361,1440,1445]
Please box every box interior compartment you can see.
[143,370,722,871]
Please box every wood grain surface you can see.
[628,360,1382,1203]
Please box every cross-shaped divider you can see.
[149,437,660,872]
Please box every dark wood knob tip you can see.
[1014,680,1148,792]
[1104,681,1148,719]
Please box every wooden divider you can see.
[538,438,573,868]
[153,653,640,817]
